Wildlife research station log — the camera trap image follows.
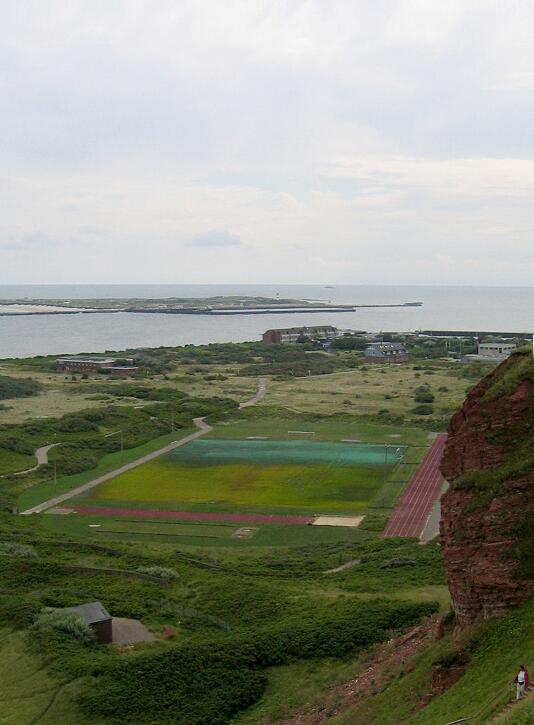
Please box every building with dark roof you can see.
[56,357,138,375]
[65,601,113,643]
[364,342,410,363]
[262,325,338,344]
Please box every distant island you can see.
[0,295,423,316]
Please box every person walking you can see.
[515,665,528,700]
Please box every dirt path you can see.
[239,377,268,408]
[13,443,62,476]
[0,442,62,479]
[20,380,266,516]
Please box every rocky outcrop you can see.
[440,348,534,628]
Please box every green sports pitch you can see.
[90,439,405,515]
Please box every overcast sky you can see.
[2,1,534,286]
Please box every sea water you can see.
[0,284,532,358]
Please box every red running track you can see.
[382,433,448,538]
[72,505,315,526]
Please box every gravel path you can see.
[11,443,62,476]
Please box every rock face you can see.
[431,664,467,695]
[440,349,534,628]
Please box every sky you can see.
[1,1,534,286]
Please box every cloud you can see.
[1,2,534,284]
[188,230,242,248]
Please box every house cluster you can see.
[56,356,138,376]
[262,326,412,363]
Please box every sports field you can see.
[89,439,404,514]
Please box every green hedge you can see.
[79,600,437,724]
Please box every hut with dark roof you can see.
[65,601,113,644]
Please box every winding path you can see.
[13,443,62,476]
[20,380,267,516]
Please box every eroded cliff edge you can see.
[440,346,534,628]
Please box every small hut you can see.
[65,601,113,644]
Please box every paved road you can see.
[382,433,448,539]
[20,380,267,516]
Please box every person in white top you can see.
[515,665,527,700]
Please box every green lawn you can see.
[16,428,194,511]
[42,511,373,547]
[90,439,401,514]
[211,416,431,445]
[92,460,384,512]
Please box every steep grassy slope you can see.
[332,599,534,725]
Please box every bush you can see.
[54,416,99,433]
[79,600,437,723]
[33,607,96,645]
[0,595,42,628]
[0,375,43,400]
[137,566,179,581]
[412,404,434,415]
[414,391,435,403]
[0,541,38,558]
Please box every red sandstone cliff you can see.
[440,348,534,628]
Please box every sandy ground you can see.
[0,304,89,313]
[112,617,156,645]
[313,516,363,527]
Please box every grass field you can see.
[259,364,470,417]
[211,416,432,445]
[16,428,194,511]
[0,629,98,725]
[41,511,372,547]
[0,364,258,423]
[90,439,402,514]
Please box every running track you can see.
[382,433,448,538]
[71,505,315,526]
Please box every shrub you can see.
[79,600,437,723]
[0,541,38,558]
[137,566,179,581]
[414,391,435,403]
[0,375,43,400]
[0,595,42,628]
[412,404,434,415]
[33,607,96,645]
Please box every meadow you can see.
[259,362,472,419]
[90,439,402,514]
